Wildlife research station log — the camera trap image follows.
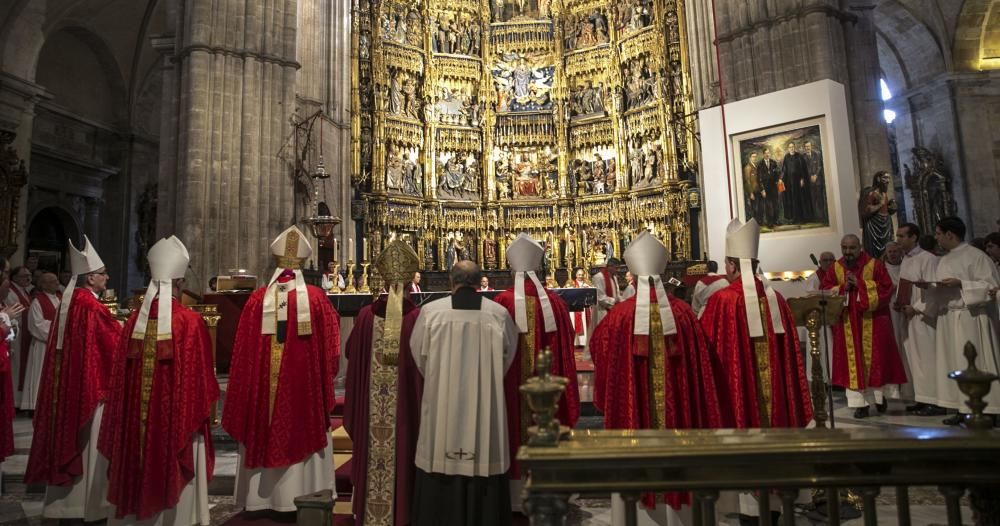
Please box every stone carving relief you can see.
[905,147,956,235]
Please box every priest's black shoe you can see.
[876,399,888,413]
[854,407,870,419]
[905,402,924,413]
[942,413,963,426]
[916,405,947,416]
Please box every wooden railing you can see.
[518,347,1000,526]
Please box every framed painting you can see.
[732,117,832,234]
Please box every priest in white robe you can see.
[409,261,519,526]
[925,217,1000,425]
[21,272,60,411]
[895,223,944,415]
[590,257,622,333]
[883,242,915,402]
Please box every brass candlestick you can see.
[329,263,342,294]
[344,261,357,294]
[949,343,999,430]
[358,262,371,293]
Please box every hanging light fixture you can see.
[307,111,340,240]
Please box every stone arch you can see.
[953,0,996,71]
[25,202,82,254]
[874,0,949,86]
[34,25,129,126]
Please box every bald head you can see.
[37,272,59,294]
[450,260,481,292]
[884,241,903,265]
[818,251,836,271]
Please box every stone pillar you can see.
[165,0,301,283]
[843,0,893,186]
[152,36,178,239]
[84,197,103,247]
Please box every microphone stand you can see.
[810,257,836,429]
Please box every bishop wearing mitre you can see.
[344,240,423,526]
[700,219,812,428]
[493,233,579,506]
[590,231,726,526]
[27,236,120,520]
[100,236,220,525]
[223,226,341,512]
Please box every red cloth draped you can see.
[343,297,422,526]
[699,279,813,429]
[494,279,580,479]
[11,285,31,390]
[98,300,220,520]
[0,336,13,461]
[222,279,340,469]
[22,293,58,391]
[590,288,726,509]
[820,253,908,390]
[598,268,614,296]
[26,288,121,485]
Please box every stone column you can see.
[165,0,301,282]
[84,197,104,246]
[843,0,893,185]
[152,36,178,239]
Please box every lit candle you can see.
[333,238,338,262]
[349,238,354,261]
[363,238,368,261]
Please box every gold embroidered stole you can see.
[648,304,667,430]
[751,297,773,427]
[519,300,538,445]
[138,319,159,461]
[363,315,400,526]
[268,287,284,424]
[835,260,877,390]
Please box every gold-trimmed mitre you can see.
[374,240,421,287]
[373,240,420,367]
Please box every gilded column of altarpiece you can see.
[352,0,699,272]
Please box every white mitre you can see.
[506,233,556,333]
[132,236,190,342]
[57,235,106,349]
[623,230,676,336]
[725,218,767,338]
[263,226,313,336]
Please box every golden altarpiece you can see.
[350,0,700,273]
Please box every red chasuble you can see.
[99,300,220,520]
[700,279,813,429]
[26,288,121,485]
[820,252,907,391]
[590,289,726,509]
[222,279,340,468]
[0,333,13,461]
[343,297,422,526]
[494,279,579,479]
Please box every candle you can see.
[333,238,338,262]
[363,239,368,261]
[349,238,354,261]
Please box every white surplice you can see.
[410,295,518,477]
[929,243,1000,414]
[691,275,728,318]
[899,247,940,405]
[234,436,335,512]
[590,270,620,334]
[22,292,59,410]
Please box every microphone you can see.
[810,253,819,267]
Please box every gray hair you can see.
[450,260,481,289]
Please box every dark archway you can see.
[26,206,80,273]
